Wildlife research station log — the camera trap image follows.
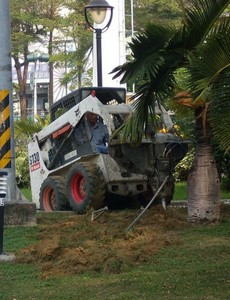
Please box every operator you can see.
[87,112,109,154]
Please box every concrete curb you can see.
[4,202,37,226]
[0,252,16,262]
[170,199,230,208]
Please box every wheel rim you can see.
[71,173,86,204]
[43,186,56,211]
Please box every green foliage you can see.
[132,0,183,30]
[112,0,230,152]
[221,176,230,193]
[212,141,230,190]
[15,145,30,188]
[174,148,194,181]
[209,68,230,152]
[14,114,50,137]
[11,0,93,117]
[14,115,50,187]
[48,0,93,89]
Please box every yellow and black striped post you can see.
[0,90,11,169]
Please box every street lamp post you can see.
[84,0,113,87]
[27,54,49,118]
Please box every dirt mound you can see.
[16,206,188,278]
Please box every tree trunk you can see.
[14,56,29,119]
[187,108,221,222]
[20,94,27,119]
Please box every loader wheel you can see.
[39,176,69,212]
[67,162,106,213]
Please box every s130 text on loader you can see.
[28,87,188,212]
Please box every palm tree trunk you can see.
[187,108,221,222]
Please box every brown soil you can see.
[16,205,190,278]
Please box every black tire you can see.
[66,162,106,213]
[39,176,69,212]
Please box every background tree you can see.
[11,0,45,119]
[34,0,69,107]
[10,0,92,117]
[51,0,92,91]
[112,0,230,222]
[131,0,183,31]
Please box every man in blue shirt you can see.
[87,112,109,154]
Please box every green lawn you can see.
[21,182,230,203]
[173,181,230,201]
[20,188,32,202]
[1,207,230,299]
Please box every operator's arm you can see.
[94,122,109,154]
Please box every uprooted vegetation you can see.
[14,205,186,277]
[16,205,229,278]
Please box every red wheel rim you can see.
[71,173,86,204]
[43,186,56,211]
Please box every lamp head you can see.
[85,0,113,29]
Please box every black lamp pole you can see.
[84,0,113,87]
[95,28,103,86]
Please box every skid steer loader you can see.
[28,87,188,212]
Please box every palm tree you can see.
[112,0,230,222]
[14,114,50,138]
[14,114,51,187]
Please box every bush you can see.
[221,176,230,192]
[174,148,194,181]
[15,136,30,188]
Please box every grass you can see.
[20,188,32,202]
[1,208,230,299]
[21,182,230,203]
[173,181,187,200]
[173,181,230,200]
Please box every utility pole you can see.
[0,0,16,202]
[0,1,36,239]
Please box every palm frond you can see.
[34,114,51,127]
[14,114,50,138]
[112,23,178,84]
[113,90,157,145]
[209,69,230,152]
[112,54,165,84]
[129,23,177,59]
[187,20,230,98]
[176,0,230,49]
[111,0,230,145]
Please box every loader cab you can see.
[47,111,109,170]
[50,87,126,122]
